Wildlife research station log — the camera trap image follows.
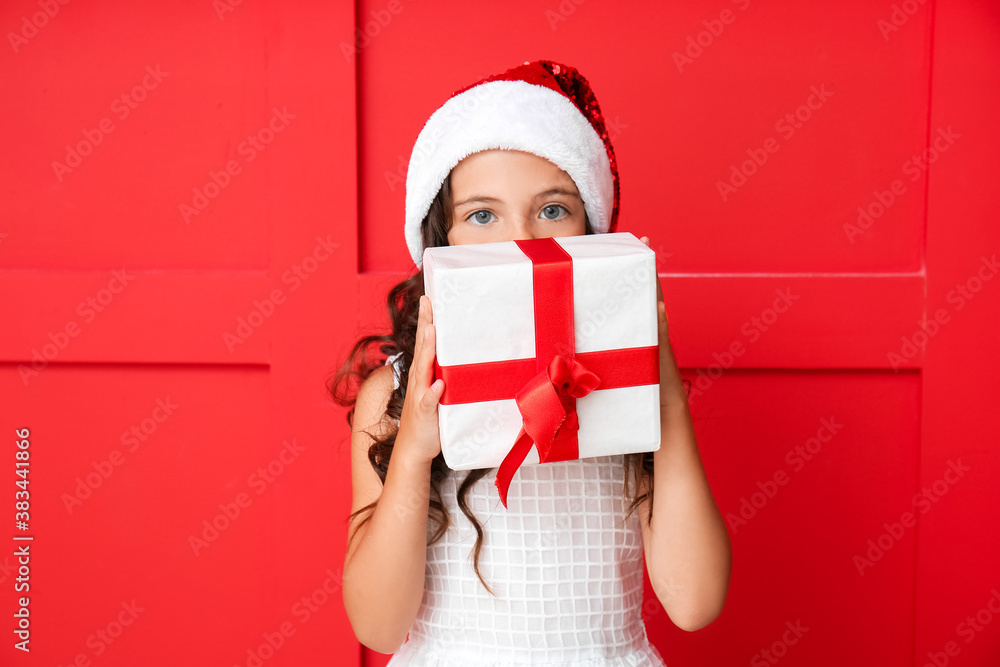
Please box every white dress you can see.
[383,352,667,667]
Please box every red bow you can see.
[494,354,602,506]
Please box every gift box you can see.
[423,231,661,506]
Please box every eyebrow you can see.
[533,188,582,201]
[452,195,503,209]
[452,188,582,209]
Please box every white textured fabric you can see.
[383,353,667,666]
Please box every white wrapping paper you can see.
[423,232,660,471]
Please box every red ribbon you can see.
[495,354,602,506]
[432,237,659,508]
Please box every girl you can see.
[333,60,731,666]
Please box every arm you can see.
[343,295,445,653]
[342,366,433,653]
[638,237,732,632]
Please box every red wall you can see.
[2,1,998,665]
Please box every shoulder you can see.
[353,365,397,435]
[347,365,398,550]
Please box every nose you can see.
[505,217,539,242]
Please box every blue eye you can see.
[468,210,496,225]
[541,205,567,220]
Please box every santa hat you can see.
[404,60,621,269]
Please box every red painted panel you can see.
[0,270,271,365]
[4,365,273,663]
[1,3,272,271]
[359,1,930,274]
[646,370,921,665]
[2,0,997,665]
[1,1,359,666]
[917,0,1000,665]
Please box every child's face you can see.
[446,149,587,247]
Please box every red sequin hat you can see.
[405,60,621,269]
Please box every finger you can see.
[655,304,667,370]
[640,236,664,302]
[657,301,670,341]
[418,327,435,393]
[419,299,444,403]
[422,376,444,410]
[409,296,429,390]
[422,298,445,404]
[414,295,427,347]
[419,329,445,413]
[418,309,438,391]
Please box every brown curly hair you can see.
[328,173,658,596]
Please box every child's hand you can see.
[639,235,666,328]
[640,236,687,412]
[395,295,445,466]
